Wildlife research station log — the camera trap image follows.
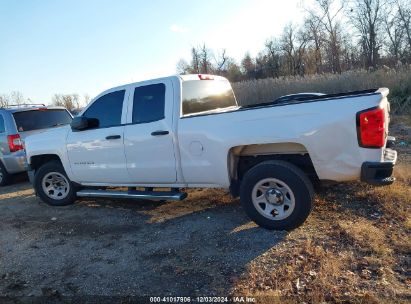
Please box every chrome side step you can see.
[76,189,187,201]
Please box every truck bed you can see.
[178,87,390,186]
[241,88,379,109]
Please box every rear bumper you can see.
[1,152,27,174]
[361,148,397,186]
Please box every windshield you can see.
[13,109,72,132]
[182,79,237,116]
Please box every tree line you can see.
[0,92,90,112]
[177,0,411,82]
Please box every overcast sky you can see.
[0,0,307,104]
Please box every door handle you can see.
[105,135,121,140]
[151,130,169,136]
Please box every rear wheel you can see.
[34,161,77,206]
[240,160,314,230]
[0,162,12,186]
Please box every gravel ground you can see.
[0,181,285,299]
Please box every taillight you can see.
[198,74,214,80]
[356,107,385,148]
[7,134,24,152]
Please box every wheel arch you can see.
[227,142,319,197]
[30,154,63,171]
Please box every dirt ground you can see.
[0,182,274,295]
[0,182,280,298]
[0,116,410,303]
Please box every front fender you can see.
[25,126,74,180]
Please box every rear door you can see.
[66,89,130,184]
[124,80,177,183]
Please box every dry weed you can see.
[232,68,411,113]
[336,219,392,256]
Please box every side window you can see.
[132,83,165,124]
[84,90,125,128]
[0,115,5,133]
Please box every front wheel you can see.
[34,161,77,206]
[240,160,314,230]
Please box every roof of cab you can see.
[178,74,228,81]
[91,74,229,101]
[114,74,228,88]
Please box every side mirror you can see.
[71,117,99,131]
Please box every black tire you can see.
[0,162,12,186]
[34,161,77,206]
[240,160,314,230]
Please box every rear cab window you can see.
[13,109,72,132]
[181,79,237,117]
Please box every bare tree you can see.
[83,94,91,105]
[52,93,80,111]
[177,45,225,75]
[225,61,243,82]
[383,5,405,62]
[241,52,256,79]
[349,0,387,68]
[190,47,201,73]
[176,59,190,74]
[281,24,308,76]
[184,44,214,74]
[281,24,297,75]
[214,49,228,73]
[396,0,411,60]
[264,38,282,77]
[0,94,9,108]
[254,52,266,79]
[52,94,64,108]
[174,0,409,81]
[295,29,309,76]
[306,0,344,73]
[10,91,25,105]
[200,44,213,74]
[0,92,33,107]
[304,17,326,73]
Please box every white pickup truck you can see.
[24,74,397,230]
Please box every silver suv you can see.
[0,104,72,186]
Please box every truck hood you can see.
[24,125,70,146]
[19,125,70,141]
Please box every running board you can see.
[76,189,187,201]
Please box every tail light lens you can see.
[357,107,386,148]
[7,134,24,152]
[198,74,214,80]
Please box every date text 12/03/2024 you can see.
[149,296,256,303]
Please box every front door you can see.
[66,89,129,184]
